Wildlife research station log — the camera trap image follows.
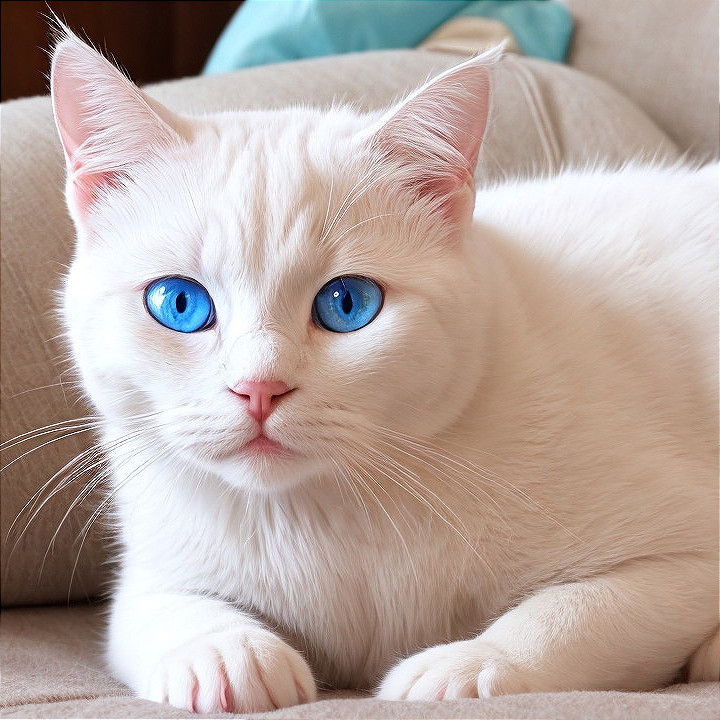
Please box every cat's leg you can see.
[378,555,717,698]
[107,585,316,713]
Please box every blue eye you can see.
[313,276,383,333]
[144,276,215,333]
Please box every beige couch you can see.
[1,1,718,717]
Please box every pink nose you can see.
[231,380,293,423]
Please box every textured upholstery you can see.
[565,0,719,160]
[2,607,718,719]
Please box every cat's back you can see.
[467,164,717,511]
[474,164,718,382]
[475,163,717,291]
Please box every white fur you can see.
[52,30,718,714]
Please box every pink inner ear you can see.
[52,51,93,162]
[57,118,80,161]
[410,166,475,224]
[52,43,122,216]
[70,161,122,216]
[450,64,492,171]
[51,34,178,221]
[372,59,492,222]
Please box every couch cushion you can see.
[0,49,679,607]
[565,0,719,160]
[1,606,718,719]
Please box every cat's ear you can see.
[364,49,498,224]
[50,25,182,223]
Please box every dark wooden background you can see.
[1,1,243,101]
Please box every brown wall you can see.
[1,1,243,102]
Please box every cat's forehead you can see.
[184,110,375,284]
[196,108,364,204]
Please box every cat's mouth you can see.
[238,433,293,458]
[212,431,298,465]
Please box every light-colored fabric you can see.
[565,0,719,160]
[0,49,680,607]
[419,17,521,56]
[203,0,572,74]
[0,606,126,708]
[1,606,718,719]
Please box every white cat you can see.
[50,28,718,714]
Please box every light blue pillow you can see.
[204,0,573,75]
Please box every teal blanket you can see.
[204,0,573,75]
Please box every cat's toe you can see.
[144,628,316,713]
[145,645,203,711]
[378,640,525,701]
[222,629,317,710]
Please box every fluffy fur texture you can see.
[50,28,719,714]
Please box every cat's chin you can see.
[207,448,328,495]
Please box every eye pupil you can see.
[341,290,353,314]
[175,292,187,313]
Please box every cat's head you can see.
[51,29,496,494]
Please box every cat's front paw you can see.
[144,627,316,713]
[378,639,529,700]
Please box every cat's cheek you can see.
[365,322,480,437]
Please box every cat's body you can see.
[50,30,718,713]
[104,163,718,696]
